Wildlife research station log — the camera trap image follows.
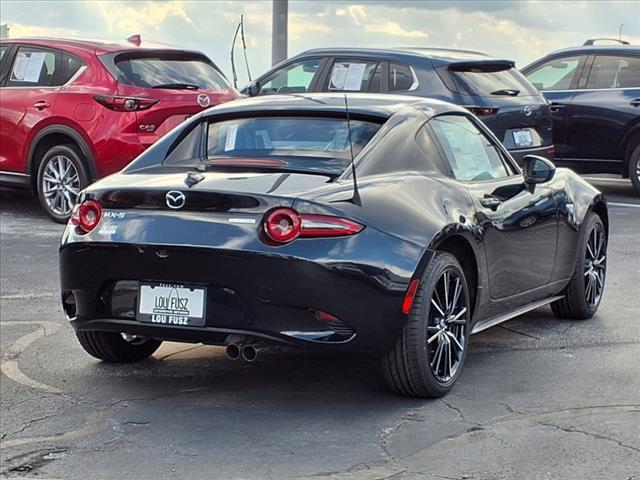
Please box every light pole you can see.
[619,23,624,42]
[272,0,288,66]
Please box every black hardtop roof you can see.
[204,93,466,120]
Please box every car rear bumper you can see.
[508,145,555,164]
[60,241,428,354]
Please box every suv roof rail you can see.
[583,38,630,46]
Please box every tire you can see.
[551,212,607,320]
[76,331,162,363]
[36,144,90,223]
[382,252,471,398]
[628,144,640,196]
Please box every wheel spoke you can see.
[446,331,463,351]
[431,297,445,317]
[427,330,442,344]
[444,271,452,311]
[446,338,452,380]
[447,307,467,324]
[450,277,461,314]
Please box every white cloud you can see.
[95,0,197,33]
[365,21,428,39]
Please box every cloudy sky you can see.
[1,1,638,88]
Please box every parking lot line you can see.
[608,202,640,208]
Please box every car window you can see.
[325,59,382,93]
[114,53,231,91]
[162,116,382,175]
[586,55,640,89]
[259,58,322,95]
[524,56,581,91]
[431,115,511,182]
[449,65,538,97]
[0,45,8,63]
[389,63,416,92]
[7,47,58,87]
[59,53,85,84]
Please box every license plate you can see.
[137,283,206,327]
[512,129,534,147]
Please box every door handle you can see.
[630,98,640,107]
[33,101,51,110]
[548,102,566,113]
[480,196,502,209]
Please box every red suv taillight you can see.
[263,208,364,244]
[94,95,158,112]
[465,106,499,116]
[71,200,102,233]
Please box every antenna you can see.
[344,94,361,206]
[230,19,241,89]
[240,15,252,81]
[230,15,252,89]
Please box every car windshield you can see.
[114,54,231,91]
[450,66,538,97]
[204,116,382,175]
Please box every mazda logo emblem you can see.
[166,190,186,209]
[197,94,210,108]
[523,106,533,116]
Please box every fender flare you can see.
[27,125,98,182]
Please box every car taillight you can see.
[466,106,499,116]
[71,200,102,233]
[94,95,158,112]
[263,208,364,244]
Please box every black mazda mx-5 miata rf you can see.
[59,94,608,397]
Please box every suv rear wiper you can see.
[152,83,199,90]
[491,88,520,96]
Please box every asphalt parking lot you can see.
[1,176,639,480]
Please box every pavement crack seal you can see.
[497,324,540,340]
[538,421,640,453]
[1,321,63,394]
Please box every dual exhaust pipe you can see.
[225,342,262,362]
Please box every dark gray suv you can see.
[243,47,553,162]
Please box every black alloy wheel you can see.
[552,212,607,319]
[383,251,470,398]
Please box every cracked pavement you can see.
[1,179,639,480]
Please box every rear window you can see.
[448,65,538,97]
[114,54,230,90]
[197,116,381,175]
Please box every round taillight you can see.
[71,200,102,233]
[264,208,301,243]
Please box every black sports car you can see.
[59,94,608,398]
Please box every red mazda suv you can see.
[0,36,238,222]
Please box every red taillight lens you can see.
[466,106,499,116]
[402,279,420,314]
[94,95,158,112]
[546,146,555,157]
[71,200,102,233]
[299,214,364,237]
[263,208,364,244]
[264,208,301,243]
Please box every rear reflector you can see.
[402,279,420,314]
[263,208,364,244]
[94,95,158,112]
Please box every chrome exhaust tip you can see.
[225,343,241,360]
[241,344,258,362]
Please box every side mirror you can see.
[246,81,261,97]
[522,155,556,186]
